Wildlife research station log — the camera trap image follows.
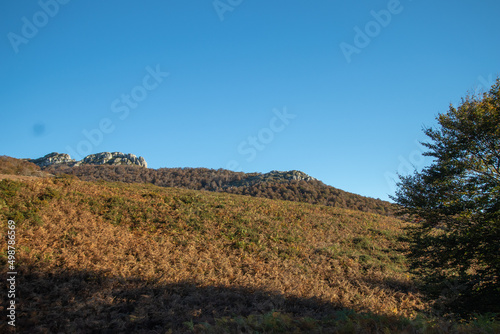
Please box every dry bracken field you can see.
[1,175,498,333]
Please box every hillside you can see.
[0,156,49,178]
[1,173,498,332]
[42,162,395,217]
[18,152,395,216]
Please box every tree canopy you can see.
[393,78,500,315]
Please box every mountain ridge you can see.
[43,165,395,217]
[29,151,147,168]
[2,154,395,216]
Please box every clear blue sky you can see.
[1,1,499,201]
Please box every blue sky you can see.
[1,0,499,201]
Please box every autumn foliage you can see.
[393,79,500,315]
[1,173,498,332]
[43,164,396,217]
[0,156,45,177]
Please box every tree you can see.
[393,78,500,315]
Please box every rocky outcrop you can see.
[75,152,147,168]
[30,152,147,168]
[29,153,75,167]
[227,170,317,188]
[265,170,317,182]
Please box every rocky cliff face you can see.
[30,152,147,168]
[29,153,75,167]
[76,152,147,168]
[227,170,318,188]
[265,170,317,182]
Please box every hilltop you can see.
[29,152,148,168]
[22,152,396,216]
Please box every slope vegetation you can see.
[2,175,498,333]
[43,164,396,216]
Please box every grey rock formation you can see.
[266,170,317,182]
[29,152,75,167]
[227,169,318,188]
[75,152,147,168]
[30,152,147,168]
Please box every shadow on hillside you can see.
[4,268,408,333]
[360,276,416,295]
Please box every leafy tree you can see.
[393,78,500,315]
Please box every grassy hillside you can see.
[0,156,48,178]
[1,175,498,333]
[43,164,396,216]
